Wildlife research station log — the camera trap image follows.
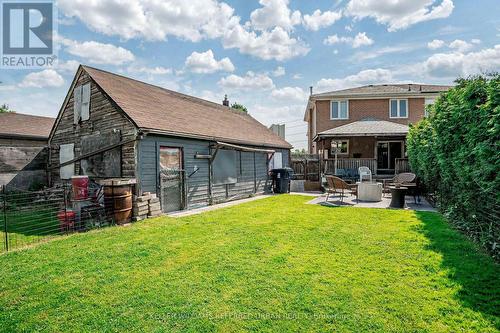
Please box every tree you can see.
[231,102,247,113]
[0,104,14,113]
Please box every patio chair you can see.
[326,175,358,203]
[358,167,372,182]
[383,172,417,199]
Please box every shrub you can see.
[407,74,500,259]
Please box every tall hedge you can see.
[407,74,500,258]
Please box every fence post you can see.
[2,186,8,252]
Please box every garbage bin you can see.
[271,168,294,194]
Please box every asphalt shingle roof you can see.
[313,84,451,98]
[317,119,409,137]
[0,112,55,139]
[83,66,292,149]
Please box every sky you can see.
[0,0,499,150]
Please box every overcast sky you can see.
[1,0,499,149]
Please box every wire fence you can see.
[0,184,114,253]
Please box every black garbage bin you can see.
[271,168,294,194]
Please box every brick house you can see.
[304,84,450,175]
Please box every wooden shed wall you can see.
[49,70,137,183]
[0,138,48,190]
[138,135,290,209]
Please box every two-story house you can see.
[304,84,451,175]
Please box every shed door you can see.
[159,147,185,213]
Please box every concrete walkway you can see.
[168,195,273,218]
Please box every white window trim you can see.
[331,140,349,155]
[389,99,409,119]
[330,100,349,120]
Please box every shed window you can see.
[390,99,408,118]
[331,100,348,120]
[73,83,91,124]
[213,150,237,184]
[59,143,75,179]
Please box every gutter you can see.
[141,128,292,150]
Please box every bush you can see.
[407,74,500,259]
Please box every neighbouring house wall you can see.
[314,98,425,134]
[0,137,48,190]
[138,135,289,209]
[49,70,137,184]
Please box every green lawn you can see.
[0,195,498,332]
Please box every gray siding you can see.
[138,135,290,209]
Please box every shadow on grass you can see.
[415,211,500,325]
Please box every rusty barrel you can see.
[104,184,133,225]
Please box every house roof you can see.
[82,66,292,149]
[0,112,55,139]
[316,119,409,139]
[312,83,452,98]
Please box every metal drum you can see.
[104,184,133,224]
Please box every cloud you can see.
[423,44,500,78]
[249,0,301,31]
[218,71,274,91]
[57,0,238,42]
[323,32,374,48]
[58,0,309,62]
[185,49,235,74]
[58,37,135,65]
[303,10,342,31]
[292,73,302,79]
[19,69,65,88]
[222,26,309,61]
[272,66,286,77]
[448,39,473,52]
[352,44,417,61]
[53,60,81,74]
[316,68,393,93]
[271,86,308,102]
[346,0,454,31]
[428,39,445,49]
[127,65,172,75]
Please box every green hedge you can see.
[407,75,500,259]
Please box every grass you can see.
[0,208,60,252]
[0,195,498,332]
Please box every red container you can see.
[72,176,89,200]
[57,210,76,232]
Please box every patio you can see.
[303,192,436,211]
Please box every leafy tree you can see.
[407,74,499,258]
[231,102,247,113]
[0,103,14,113]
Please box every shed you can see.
[0,112,55,190]
[49,65,292,212]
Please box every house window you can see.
[331,140,349,155]
[390,99,408,118]
[330,100,348,120]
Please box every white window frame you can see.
[331,140,349,155]
[330,100,349,120]
[389,99,408,119]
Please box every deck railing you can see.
[395,158,411,174]
[324,158,377,175]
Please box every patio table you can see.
[389,186,407,208]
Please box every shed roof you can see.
[316,119,409,138]
[0,112,55,139]
[82,66,292,149]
